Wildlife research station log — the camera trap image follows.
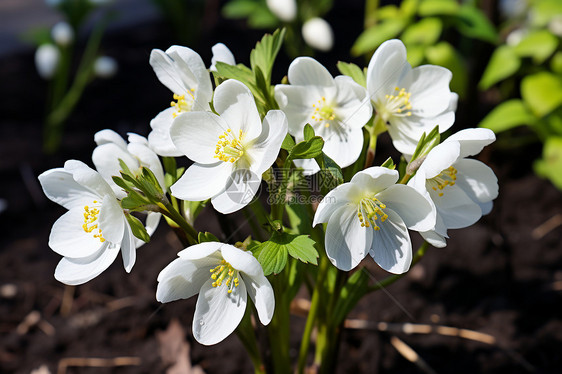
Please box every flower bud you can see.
[266,0,297,22]
[210,43,236,72]
[51,22,74,47]
[35,44,60,79]
[302,18,334,52]
[94,56,118,78]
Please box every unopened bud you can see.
[51,22,74,46]
[210,43,236,72]
[94,56,118,78]
[302,18,334,52]
[266,0,297,22]
[35,44,60,79]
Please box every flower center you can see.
[170,89,195,118]
[357,197,388,231]
[428,166,458,197]
[82,201,105,242]
[210,260,240,294]
[311,97,337,128]
[380,87,412,122]
[214,128,245,163]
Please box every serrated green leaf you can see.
[250,28,286,83]
[257,232,318,275]
[290,136,324,160]
[534,136,562,190]
[257,238,288,276]
[351,18,406,56]
[125,213,150,243]
[198,231,220,243]
[286,235,318,265]
[418,0,459,16]
[401,17,442,46]
[314,152,343,194]
[479,46,521,90]
[303,123,315,141]
[522,72,562,118]
[336,61,367,87]
[425,41,467,98]
[454,5,498,43]
[513,30,558,64]
[479,99,536,133]
[281,133,296,151]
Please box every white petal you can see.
[274,85,317,136]
[301,18,334,52]
[333,75,372,129]
[210,43,235,71]
[38,168,96,210]
[377,184,436,232]
[170,162,233,201]
[288,57,335,87]
[64,160,114,198]
[94,129,127,149]
[92,143,138,188]
[120,217,136,272]
[99,195,124,244]
[293,158,320,176]
[369,209,412,274]
[454,158,499,203]
[350,167,399,195]
[313,183,361,226]
[156,257,213,302]
[49,208,106,258]
[445,128,496,158]
[244,272,275,325]
[246,110,288,174]
[366,39,410,103]
[177,242,224,261]
[221,245,263,277]
[211,168,261,214]
[432,186,482,229]
[418,141,460,179]
[192,279,247,345]
[324,205,372,271]
[213,80,262,143]
[150,48,186,94]
[54,242,120,285]
[127,142,166,191]
[322,126,364,169]
[420,230,447,248]
[148,107,183,157]
[404,65,452,117]
[170,111,229,164]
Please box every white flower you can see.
[92,129,164,245]
[275,57,372,174]
[38,160,137,285]
[302,18,334,52]
[266,0,297,22]
[366,39,457,156]
[156,242,274,345]
[210,43,236,72]
[35,44,60,79]
[148,46,214,157]
[170,79,288,214]
[51,22,74,46]
[313,167,435,273]
[93,56,118,78]
[408,128,499,247]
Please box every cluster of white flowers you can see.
[38,37,498,345]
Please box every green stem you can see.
[236,306,266,374]
[157,198,198,246]
[267,271,291,374]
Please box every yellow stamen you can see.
[311,96,337,128]
[210,260,240,294]
[82,201,105,242]
[428,166,458,197]
[381,87,413,120]
[214,129,245,163]
[170,89,196,118]
[357,197,388,231]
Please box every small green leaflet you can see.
[125,213,150,243]
[256,232,318,276]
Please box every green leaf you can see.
[400,0,419,18]
[214,62,256,88]
[478,99,536,133]
[281,133,296,151]
[112,176,131,191]
[120,190,149,210]
[222,0,259,18]
[336,61,367,87]
[248,6,279,29]
[401,18,442,46]
[425,41,467,98]
[331,269,370,326]
[303,124,315,141]
[513,30,559,64]
[125,213,150,243]
[407,126,440,174]
[257,232,318,275]
[257,238,288,276]
[479,46,521,90]
[286,235,318,265]
[551,52,562,74]
[405,44,425,67]
[534,136,562,190]
[289,136,324,160]
[314,152,343,194]
[250,28,286,83]
[141,167,164,195]
[351,18,406,56]
[198,231,220,243]
[380,157,395,169]
[454,5,498,43]
[418,0,459,16]
[533,0,562,27]
[521,72,562,118]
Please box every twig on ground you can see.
[57,357,141,374]
[390,336,438,374]
[532,214,562,239]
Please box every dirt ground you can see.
[1,8,562,374]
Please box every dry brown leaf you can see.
[156,319,205,374]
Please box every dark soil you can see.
[1,7,562,374]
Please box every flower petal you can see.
[64,160,114,198]
[99,195,124,244]
[313,182,361,226]
[54,242,120,285]
[94,129,127,149]
[210,43,235,71]
[322,126,364,169]
[49,208,106,258]
[404,65,453,117]
[432,185,483,229]
[246,110,288,174]
[170,161,233,201]
[350,167,399,195]
[120,217,136,272]
[156,257,213,303]
[288,57,335,87]
[148,107,183,157]
[445,128,496,158]
[38,168,96,210]
[244,272,275,325]
[177,242,225,261]
[221,245,263,277]
[418,141,460,179]
[211,168,261,214]
[454,158,499,203]
[369,209,412,274]
[213,80,262,143]
[274,85,317,136]
[324,205,372,271]
[333,75,372,129]
[367,39,409,103]
[293,158,320,176]
[376,184,436,232]
[92,143,139,198]
[192,278,247,345]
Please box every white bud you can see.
[51,22,74,47]
[302,17,334,52]
[210,43,236,72]
[506,28,527,46]
[35,44,60,79]
[266,0,297,22]
[94,56,118,78]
